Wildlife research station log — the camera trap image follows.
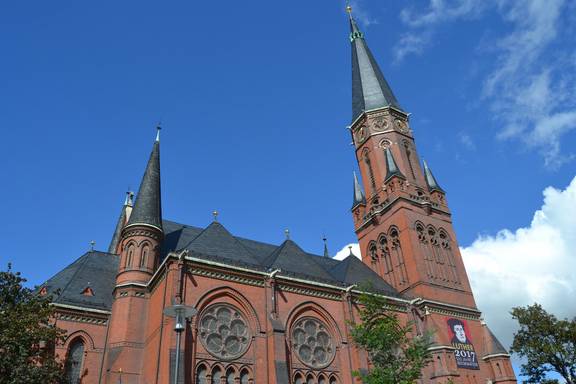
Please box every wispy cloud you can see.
[395,0,576,166]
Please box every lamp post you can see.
[163,304,197,384]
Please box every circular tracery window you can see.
[198,304,250,360]
[291,317,335,368]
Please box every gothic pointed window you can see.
[416,222,434,279]
[403,140,416,180]
[125,244,135,269]
[306,374,315,384]
[140,244,149,268]
[240,369,250,384]
[439,230,460,284]
[363,151,377,195]
[211,366,222,384]
[378,234,395,286]
[226,368,236,384]
[64,338,85,384]
[196,364,208,384]
[294,373,304,384]
[389,227,409,285]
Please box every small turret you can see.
[423,160,444,193]
[108,191,134,254]
[384,148,405,182]
[352,171,366,208]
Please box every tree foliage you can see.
[510,303,576,384]
[0,264,65,384]
[350,290,433,384]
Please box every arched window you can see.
[318,374,327,384]
[240,369,250,384]
[294,373,304,384]
[389,227,409,285]
[125,244,135,269]
[329,377,338,384]
[364,155,377,195]
[497,362,503,376]
[212,366,222,384]
[196,364,208,384]
[403,140,416,180]
[306,374,315,384]
[226,368,236,384]
[140,244,149,268]
[64,338,85,384]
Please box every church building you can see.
[40,10,517,384]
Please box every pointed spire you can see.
[126,131,163,231]
[352,171,366,208]
[108,191,134,254]
[384,147,405,181]
[423,160,444,193]
[349,7,403,122]
[323,236,330,258]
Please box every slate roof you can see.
[350,14,403,121]
[42,251,119,311]
[46,220,402,312]
[127,138,162,230]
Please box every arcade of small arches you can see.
[195,362,253,384]
[121,240,155,271]
[414,222,461,287]
[367,225,409,288]
[292,371,339,384]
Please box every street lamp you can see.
[163,304,197,384]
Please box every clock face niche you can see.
[199,304,251,360]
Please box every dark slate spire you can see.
[108,191,134,253]
[126,129,163,231]
[323,236,330,258]
[352,171,366,208]
[423,160,444,193]
[349,9,402,122]
[384,148,405,181]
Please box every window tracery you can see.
[198,304,251,360]
[416,222,461,286]
[291,317,335,369]
[389,227,409,286]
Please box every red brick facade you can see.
[47,12,517,384]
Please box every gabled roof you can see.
[329,254,401,297]
[181,222,261,266]
[47,220,402,312]
[262,240,335,282]
[42,251,118,311]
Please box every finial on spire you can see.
[155,124,161,142]
[346,4,352,15]
[284,229,290,240]
[348,245,354,257]
[213,210,219,222]
[124,191,134,206]
[90,240,96,251]
[323,235,330,258]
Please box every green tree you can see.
[510,303,576,384]
[350,290,433,384]
[0,264,65,384]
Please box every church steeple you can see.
[126,128,163,231]
[349,10,402,122]
[108,191,134,254]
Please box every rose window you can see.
[198,304,250,360]
[291,317,335,368]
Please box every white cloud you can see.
[334,242,361,261]
[395,0,576,165]
[335,176,576,350]
[461,175,576,349]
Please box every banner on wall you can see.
[446,318,480,370]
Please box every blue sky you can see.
[1,0,575,380]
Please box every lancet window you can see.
[416,222,460,287]
[64,338,85,384]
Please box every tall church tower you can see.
[104,129,164,382]
[348,13,476,308]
